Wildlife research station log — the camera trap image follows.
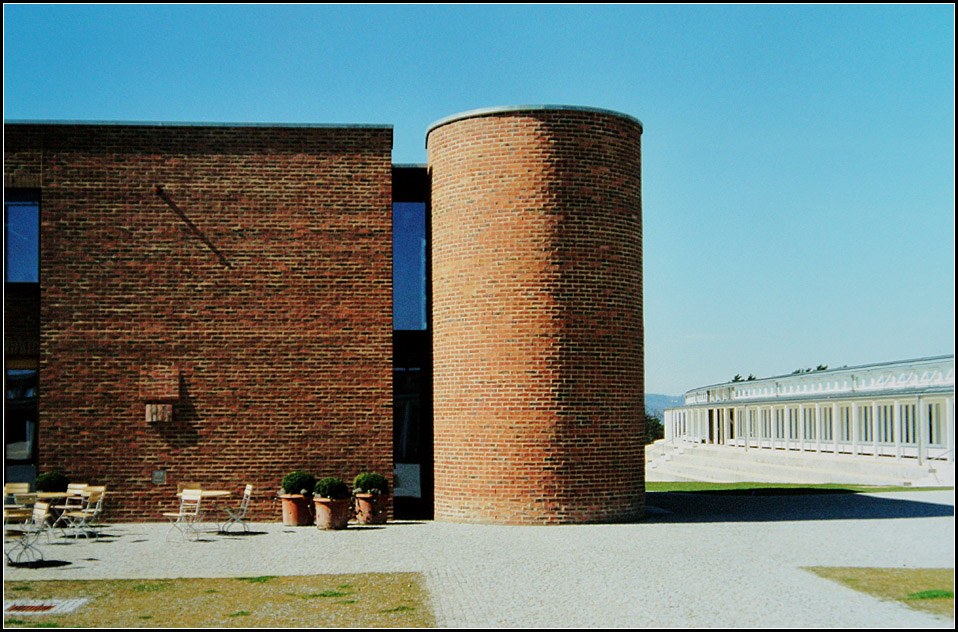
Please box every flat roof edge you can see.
[4,119,393,130]
[687,354,956,394]
[425,105,643,140]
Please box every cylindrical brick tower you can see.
[427,106,644,524]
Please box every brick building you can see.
[4,105,645,524]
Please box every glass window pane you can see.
[5,199,39,283]
[5,369,38,461]
[393,202,427,330]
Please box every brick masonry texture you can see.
[427,108,645,524]
[4,123,394,521]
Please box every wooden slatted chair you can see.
[60,486,107,540]
[51,483,88,531]
[219,484,253,534]
[4,501,50,564]
[3,483,34,526]
[4,482,31,503]
[164,489,204,541]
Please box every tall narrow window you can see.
[858,405,874,443]
[803,407,817,441]
[393,201,427,330]
[926,402,943,446]
[839,405,852,442]
[900,403,917,445]
[392,165,431,519]
[877,403,894,443]
[788,407,800,440]
[4,191,39,283]
[5,369,37,462]
[821,407,834,442]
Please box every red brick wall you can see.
[427,107,644,524]
[4,123,393,521]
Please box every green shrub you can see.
[353,472,389,495]
[281,471,316,496]
[34,471,69,493]
[314,477,350,500]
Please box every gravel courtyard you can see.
[5,490,954,627]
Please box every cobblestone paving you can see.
[4,491,954,627]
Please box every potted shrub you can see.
[313,477,351,530]
[34,471,70,493]
[279,470,316,527]
[352,472,389,525]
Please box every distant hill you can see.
[645,393,684,417]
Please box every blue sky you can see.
[4,4,954,394]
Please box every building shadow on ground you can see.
[644,490,955,523]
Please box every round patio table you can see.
[176,490,231,498]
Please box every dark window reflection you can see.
[5,192,40,283]
[5,370,37,461]
[393,202,426,330]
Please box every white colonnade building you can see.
[662,356,954,481]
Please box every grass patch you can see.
[909,589,954,600]
[646,482,953,494]
[805,567,954,619]
[131,582,172,593]
[236,576,275,584]
[3,574,434,628]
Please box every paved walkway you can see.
[5,490,955,627]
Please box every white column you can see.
[799,405,806,453]
[893,399,902,460]
[770,406,775,450]
[711,408,717,445]
[852,402,859,456]
[815,402,822,452]
[831,402,839,454]
[872,400,879,458]
[947,395,955,463]
[916,396,923,465]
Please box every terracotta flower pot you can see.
[314,497,351,530]
[280,494,314,526]
[354,492,388,525]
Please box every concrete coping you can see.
[3,119,393,130]
[426,104,643,142]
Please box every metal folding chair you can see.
[163,490,204,541]
[3,483,33,526]
[60,487,107,540]
[219,484,253,534]
[4,501,50,564]
[51,483,88,532]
